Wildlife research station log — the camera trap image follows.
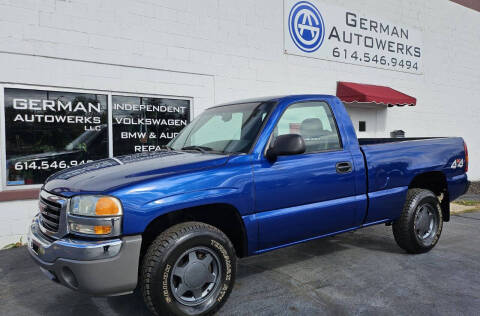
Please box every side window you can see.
[272,101,342,153]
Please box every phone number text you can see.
[14,160,93,171]
[332,47,419,71]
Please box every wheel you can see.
[393,188,443,254]
[141,222,236,316]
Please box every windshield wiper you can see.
[181,145,212,153]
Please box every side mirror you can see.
[266,134,306,162]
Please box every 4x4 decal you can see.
[451,158,464,169]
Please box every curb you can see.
[450,202,480,215]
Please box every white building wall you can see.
[0,0,478,247]
[345,104,388,138]
[0,200,37,247]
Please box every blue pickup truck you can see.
[28,95,469,316]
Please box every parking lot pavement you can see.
[1,212,479,316]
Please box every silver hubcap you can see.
[414,204,438,244]
[170,246,221,306]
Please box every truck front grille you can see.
[39,191,64,233]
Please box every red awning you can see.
[336,81,416,107]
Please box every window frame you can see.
[263,100,344,157]
[0,83,193,191]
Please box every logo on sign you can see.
[288,1,325,52]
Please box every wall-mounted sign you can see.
[284,0,423,74]
[112,95,190,156]
[4,88,108,186]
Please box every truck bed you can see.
[358,137,467,224]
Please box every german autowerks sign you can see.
[284,0,423,74]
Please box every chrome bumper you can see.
[27,215,142,296]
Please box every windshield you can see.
[169,101,276,154]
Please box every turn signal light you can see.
[94,225,112,235]
[70,223,112,235]
[95,197,121,216]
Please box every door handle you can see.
[336,161,352,174]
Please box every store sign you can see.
[112,95,190,156]
[4,88,108,186]
[284,0,423,74]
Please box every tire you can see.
[141,222,236,316]
[393,188,443,254]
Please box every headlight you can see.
[70,195,122,217]
[68,195,122,237]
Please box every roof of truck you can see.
[211,94,336,108]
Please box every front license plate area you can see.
[30,239,41,255]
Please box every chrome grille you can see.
[38,190,66,236]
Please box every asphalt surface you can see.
[1,212,479,316]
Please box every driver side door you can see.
[253,101,358,251]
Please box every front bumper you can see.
[27,216,142,296]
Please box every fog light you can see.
[70,223,112,235]
[62,266,79,289]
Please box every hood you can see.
[43,151,229,196]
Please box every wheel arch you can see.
[408,171,450,221]
[141,203,248,259]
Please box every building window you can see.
[112,95,190,156]
[359,121,366,132]
[2,87,192,188]
[4,88,108,186]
